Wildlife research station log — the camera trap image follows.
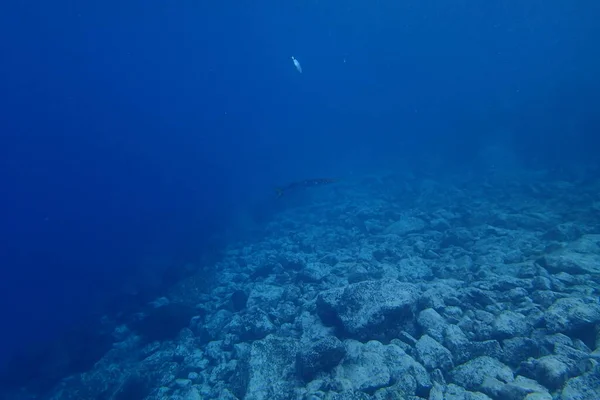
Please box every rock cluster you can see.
[42,172,600,400]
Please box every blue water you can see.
[0,0,598,397]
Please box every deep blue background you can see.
[0,0,598,370]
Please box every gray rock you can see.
[468,340,504,362]
[463,288,497,308]
[443,306,464,323]
[417,308,448,343]
[492,311,531,339]
[440,383,492,400]
[214,388,238,400]
[561,366,600,400]
[544,297,600,333]
[429,383,445,400]
[226,308,276,341]
[277,252,306,270]
[554,343,592,363]
[347,264,371,283]
[477,275,531,292]
[384,216,426,235]
[210,360,238,382]
[524,393,553,400]
[328,391,371,400]
[297,336,346,381]
[183,387,203,400]
[339,340,431,396]
[490,375,550,400]
[203,309,233,341]
[339,341,394,393]
[420,284,460,311]
[533,355,570,390]
[491,212,553,231]
[543,222,582,242]
[298,262,330,283]
[246,284,285,309]
[505,287,530,302]
[503,249,524,264]
[245,335,297,400]
[502,337,540,367]
[539,235,600,275]
[204,340,226,363]
[450,356,514,391]
[458,310,496,341]
[316,279,420,340]
[532,276,552,290]
[415,335,453,371]
[531,290,565,307]
[395,257,434,281]
[444,325,471,364]
[540,332,573,350]
[440,228,476,248]
[480,376,506,399]
[270,301,298,324]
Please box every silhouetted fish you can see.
[275,178,337,198]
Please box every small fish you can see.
[291,56,302,73]
[275,178,337,198]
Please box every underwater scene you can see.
[0,0,599,399]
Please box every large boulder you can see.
[316,279,420,340]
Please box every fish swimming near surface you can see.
[275,178,337,198]
[291,56,302,73]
